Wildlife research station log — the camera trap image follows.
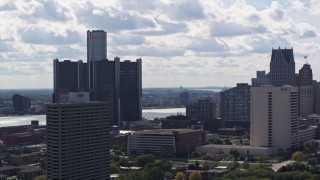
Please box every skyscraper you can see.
[87,30,107,92]
[12,94,30,113]
[250,86,298,149]
[46,92,110,179]
[269,48,296,87]
[297,63,313,118]
[298,63,313,86]
[120,59,142,124]
[220,83,251,129]
[53,59,88,103]
[251,71,271,87]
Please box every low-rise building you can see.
[127,129,205,157]
[8,153,40,166]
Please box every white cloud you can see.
[0,0,320,88]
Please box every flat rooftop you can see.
[133,129,202,135]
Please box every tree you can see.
[242,162,250,169]
[175,172,186,180]
[202,154,214,161]
[292,151,304,161]
[134,154,155,167]
[119,158,129,167]
[190,152,200,158]
[164,172,173,180]
[189,172,201,180]
[225,138,232,145]
[214,139,223,144]
[308,158,317,166]
[110,164,121,174]
[276,148,286,160]
[229,149,240,160]
[194,160,200,170]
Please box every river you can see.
[0,108,186,127]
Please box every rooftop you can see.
[133,129,201,135]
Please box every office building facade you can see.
[53,59,88,103]
[250,86,298,149]
[251,71,271,87]
[220,83,251,129]
[46,93,110,179]
[12,94,30,113]
[269,48,296,87]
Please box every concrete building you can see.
[308,114,320,125]
[250,86,299,149]
[161,115,198,129]
[46,92,110,179]
[269,48,296,87]
[299,86,313,118]
[251,71,271,87]
[220,83,251,129]
[12,94,30,113]
[298,126,316,145]
[127,129,205,157]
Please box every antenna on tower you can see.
[304,54,308,64]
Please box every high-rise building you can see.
[250,86,298,149]
[120,59,142,124]
[53,59,88,103]
[186,99,216,121]
[180,91,189,106]
[220,83,251,129]
[298,63,313,86]
[12,94,30,113]
[87,30,107,92]
[313,81,320,114]
[251,71,271,87]
[297,63,313,118]
[269,48,296,87]
[54,30,141,127]
[299,86,313,118]
[46,92,110,179]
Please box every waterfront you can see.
[0,108,185,127]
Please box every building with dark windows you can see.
[127,129,205,157]
[180,91,189,106]
[220,83,251,129]
[186,99,219,132]
[269,47,296,87]
[52,59,88,103]
[251,71,271,87]
[120,59,142,126]
[12,94,30,113]
[298,63,313,86]
[297,63,314,118]
[46,92,110,179]
[53,30,142,127]
[161,115,198,129]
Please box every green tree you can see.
[164,172,173,180]
[224,138,232,145]
[214,139,223,144]
[134,154,155,167]
[229,149,240,160]
[119,157,129,167]
[242,162,250,169]
[110,164,121,174]
[307,158,317,166]
[276,148,287,160]
[190,152,200,158]
[189,171,201,180]
[292,151,304,161]
[202,154,214,161]
[175,172,186,180]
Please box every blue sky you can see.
[0,0,319,88]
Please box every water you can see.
[0,108,186,127]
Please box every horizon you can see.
[0,0,319,88]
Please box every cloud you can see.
[302,29,317,38]
[19,28,82,45]
[186,37,228,52]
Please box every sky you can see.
[0,0,320,89]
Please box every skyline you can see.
[0,0,320,88]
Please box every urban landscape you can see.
[1,0,320,180]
